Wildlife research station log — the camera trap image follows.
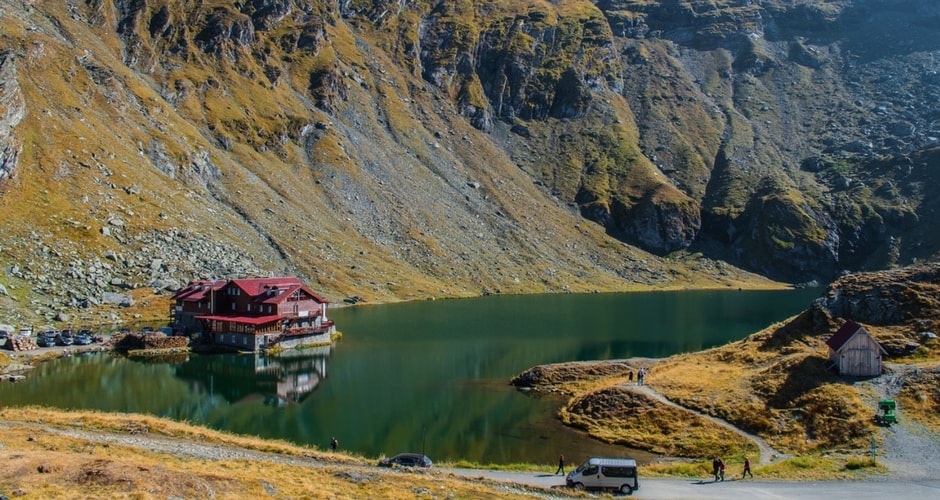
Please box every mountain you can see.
[0,1,937,326]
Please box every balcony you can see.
[282,320,335,337]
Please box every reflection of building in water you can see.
[176,346,332,407]
[268,347,332,406]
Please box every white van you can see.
[566,457,639,494]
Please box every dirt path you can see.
[623,383,789,466]
[858,363,940,480]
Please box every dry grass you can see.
[642,454,886,481]
[534,290,940,471]
[894,361,940,429]
[0,407,540,499]
[560,386,758,458]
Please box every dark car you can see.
[36,331,57,347]
[377,453,433,469]
[55,333,73,346]
[74,333,94,345]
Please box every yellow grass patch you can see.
[0,407,543,499]
[894,362,940,430]
[560,386,757,458]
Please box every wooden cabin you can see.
[826,320,887,377]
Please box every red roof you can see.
[231,277,303,296]
[195,314,285,326]
[229,277,331,305]
[827,320,863,350]
[172,279,227,302]
[826,320,886,354]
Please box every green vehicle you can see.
[874,399,898,425]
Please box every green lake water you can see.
[0,288,820,466]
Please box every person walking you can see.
[330,436,338,451]
[711,457,720,481]
[719,458,726,482]
[555,454,566,475]
[742,457,753,479]
[637,367,645,386]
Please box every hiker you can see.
[330,436,338,451]
[742,457,753,479]
[711,457,720,482]
[555,454,565,475]
[637,367,645,386]
[628,370,634,383]
[719,458,726,481]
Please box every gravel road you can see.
[861,363,940,481]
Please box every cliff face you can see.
[0,0,937,324]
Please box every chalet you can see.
[171,279,227,332]
[171,277,335,352]
[826,320,887,377]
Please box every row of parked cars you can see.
[35,328,98,348]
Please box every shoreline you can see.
[1,340,114,375]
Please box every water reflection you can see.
[174,347,332,407]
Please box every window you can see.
[601,466,636,478]
[231,303,236,311]
[247,304,252,312]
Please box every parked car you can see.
[377,453,433,469]
[36,331,57,347]
[74,333,94,345]
[58,329,74,344]
[141,326,154,334]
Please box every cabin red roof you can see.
[172,279,226,302]
[229,277,331,305]
[195,314,285,325]
[231,277,302,296]
[827,320,863,351]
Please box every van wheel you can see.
[620,484,633,495]
[572,483,585,491]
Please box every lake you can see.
[0,289,820,466]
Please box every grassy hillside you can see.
[0,406,546,499]
[513,264,940,475]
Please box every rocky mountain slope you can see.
[1,1,937,325]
